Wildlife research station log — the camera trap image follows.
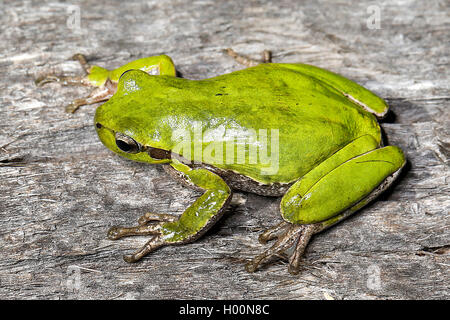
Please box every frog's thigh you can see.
[281,145,406,225]
[279,134,379,217]
[160,168,232,244]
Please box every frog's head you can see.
[94,70,173,164]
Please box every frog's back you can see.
[180,63,383,184]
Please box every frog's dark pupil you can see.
[114,132,141,153]
[116,139,133,152]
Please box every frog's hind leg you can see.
[277,146,406,274]
[286,159,406,275]
[225,48,272,67]
[247,136,406,273]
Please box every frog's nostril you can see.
[96,122,102,129]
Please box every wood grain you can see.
[0,0,448,299]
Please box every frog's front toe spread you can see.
[107,212,180,262]
[246,223,319,274]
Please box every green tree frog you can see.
[38,50,405,274]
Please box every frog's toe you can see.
[123,235,166,263]
[107,223,163,240]
[107,223,169,262]
[247,223,320,273]
[246,224,303,272]
[137,212,178,225]
[258,221,290,244]
[107,226,123,240]
[108,214,181,262]
[245,261,259,273]
[35,75,60,87]
[65,99,85,113]
[286,224,317,274]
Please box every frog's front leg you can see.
[36,54,176,112]
[65,79,118,113]
[107,162,232,263]
[35,54,93,87]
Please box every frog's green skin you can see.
[86,55,176,86]
[89,55,405,274]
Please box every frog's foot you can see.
[287,225,317,274]
[107,212,179,263]
[224,48,272,67]
[246,223,318,274]
[65,79,117,113]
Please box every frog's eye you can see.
[115,132,141,154]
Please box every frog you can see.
[37,49,406,274]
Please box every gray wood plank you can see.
[0,0,448,299]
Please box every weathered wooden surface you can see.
[0,0,448,300]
